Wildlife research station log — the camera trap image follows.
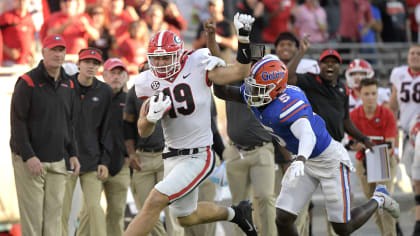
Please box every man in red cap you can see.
[61,47,114,236]
[10,34,80,236]
[80,58,130,236]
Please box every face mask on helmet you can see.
[345,59,374,89]
[244,58,288,107]
[147,31,184,80]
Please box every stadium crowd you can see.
[2,0,420,236]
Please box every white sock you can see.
[227,207,235,221]
[371,195,384,208]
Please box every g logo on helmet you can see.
[174,35,181,45]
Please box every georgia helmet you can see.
[147,30,184,80]
[244,56,288,107]
[345,59,374,89]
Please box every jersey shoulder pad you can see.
[277,88,310,123]
[134,71,157,99]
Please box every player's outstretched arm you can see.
[287,35,310,85]
[208,13,254,85]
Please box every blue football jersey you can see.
[240,85,332,158]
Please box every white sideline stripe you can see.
[279,100,304,119]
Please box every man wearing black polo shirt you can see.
[62,47,113,236]
[10,34,80,236]
[288,48,374,148]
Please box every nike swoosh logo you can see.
[242,49,248,59]
[245,219,253,231]
[183,73,191,79]
[153,110,159,114]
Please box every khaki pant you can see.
[62,171,106,236]
[184,178,217,236]
[131,150,184,236]
[224,143,277,236]
[62,175,78,236]
[78,166,130,236]
[355,156,398,236]
[274,165,310,236]
[12,153,67,236]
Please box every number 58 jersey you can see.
[241,85,332,158]
[134,48,213,149]
[390,65,420,133]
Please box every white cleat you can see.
[373,184,400,218]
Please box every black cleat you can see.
[231,201,258,236]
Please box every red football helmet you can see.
[147,30,184,80]
[345,59,374,89]
[244,57,288,107]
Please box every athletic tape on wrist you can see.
[236,42,251,64]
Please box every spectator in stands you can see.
[293,0,328,43]
[116,20,149,74]
[108,0,136,44]
[406,0,420,42]
[376,0,408,42]
[10,34,80,236]
[81,58,130,236]
[0,31,3,65]
[274,32,319,74]
[338,0,375,64]
[0,0,36,66]
[144,3,183,37]
[262,0,295,44]
[87,5,115,61]
[193,0,238,62]
[41,0,100,54]
[236,0,269,43]
[129,0,153,19]
[124,63,184,236]
[349,78,398,236]
[319,0,339,41]
[62,47,113,236]
[359,0,383,59]
[163,2,188,32]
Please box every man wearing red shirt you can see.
[108,0,136,44]
[0,0,35,65]
[262,0,294,43]
[350,79,398,236]
[40,0,99,54]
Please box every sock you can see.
[227,207,235,221]
[371,195,384,208]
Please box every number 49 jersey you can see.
[390,65,420,132]
[134,48,213,149]
[240,85,332,158]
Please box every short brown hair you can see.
[359,78,377,90]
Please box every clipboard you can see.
[365,144,391,183]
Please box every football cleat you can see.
[231,201,258,236]
[373,184,400,218]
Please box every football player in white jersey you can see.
[409,113,420,235]
[345,58,390,112]
[124,13,259,236]
[389,45,420,178]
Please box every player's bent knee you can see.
[145,189,169,209]
[331,222,351,236]
[276,208,296,226]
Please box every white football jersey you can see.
[134,48,213,149]
[390,65,420,132]
[348,87,391,112]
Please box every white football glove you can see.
[201,55,226,71]
[281,160,305,188]
[233,12,255,42]
[146,92,172,124]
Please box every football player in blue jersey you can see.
[213,56,400,236]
